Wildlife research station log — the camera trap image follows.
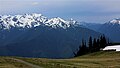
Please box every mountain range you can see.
[0,13,119,58]
[0,13,102,58]
[82,18,120,42]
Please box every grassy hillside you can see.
[0,57,32,68]
[0,51,120,68]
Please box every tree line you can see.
[74,35,109,57]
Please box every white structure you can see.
[103,45,120,51]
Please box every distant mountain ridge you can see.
[0,13,77,30]
[81,18,120,42]
[0,13,101,58]
[98,18,120,42]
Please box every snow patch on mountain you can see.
[0,13,77,30]
[109,18,120,25]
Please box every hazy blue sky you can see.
[0,0,120,23]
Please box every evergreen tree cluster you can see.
[74,35,109,57]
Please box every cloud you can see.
[31,2,39,5]
[1,0,120,23]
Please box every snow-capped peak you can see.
[45,17,76,29]
[109,18,120,25]
[0,13,77,30]
[0,13,47,29]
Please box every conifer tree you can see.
[96,39,100,51]
[74,35,109,57]
[93,38,97,52]
[88,36,92,52]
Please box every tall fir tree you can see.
[88,36,92,52]
[96,39,100,51]
[93,38,97,52]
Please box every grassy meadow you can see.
[0,51,120,68]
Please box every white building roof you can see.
[103,45,120,51]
